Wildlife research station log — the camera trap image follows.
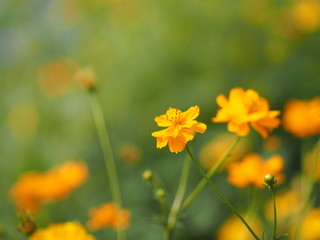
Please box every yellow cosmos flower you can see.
[227,153,284,188]
[216,215,262,240]
[152,106,207,153]
[282,97,320,138]
[11,161,88,213]
[29,222,96,240]
[301,208,320,240]
[212,88,281,138]
[86,202,130,231]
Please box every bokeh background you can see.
[1,0,320,239]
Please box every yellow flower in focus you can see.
[200,133,250,170]
[265,189,302,221]
[11,161,88,213]
[152,106,207,153]
[216,216,262,240]
[301,208,320,240]
[227,153,284,188]
[29,222,96,240]
[282,97,320,138]
[86,202,130,231]
[291,0,320,33]
[212,88,281,138]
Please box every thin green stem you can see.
[268,186,277,240]
[165,156,192,240]
[182,136,241,209]
[88,91,125,240]
[186,145,260,240]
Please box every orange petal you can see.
[168,136,187,153]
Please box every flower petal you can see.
[168,136,187,153]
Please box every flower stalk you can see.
[264,174,277,240]
[186,145,260,240]
[88,90,125,240]
[165,156,192,240]
[182,136,241,209]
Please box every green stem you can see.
[89,91,125,240]
[185,145,260,240]
[165,156,192,240]
[268,186,277,240]
[182,136,241,209]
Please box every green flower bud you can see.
[142,170,153,181]
[264,173,277,186]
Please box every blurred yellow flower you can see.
[212,88,281,138]
[200,133,250,170]
[265,189,302,221]
[38,58,78,97]
[11,161,88,213]
[227,153,284,188]
[282,97,320,138]
[216,216,262,240]
[29,222,96,240]
[301,208,320,240]
[86,202,130,231]
[291,0,320,33]
[152,106,207,153]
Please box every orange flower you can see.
[282,97,320,138]
[29,222,96,240]
[227,153,284,188]
[86,202,130,231]
[11,161,88,213]
[301,208,320,240]
[217,215,262,240]
[74,67,96,91]
[152,106,207,153]
[212,88,281,138]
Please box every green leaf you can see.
[276,233,289,240]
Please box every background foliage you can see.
[1,0,319,239]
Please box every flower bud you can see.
[156,188,166,198]
[264,173,277,186]
[18,212,36,236]
[74,67,96,91]
[142,170,153,182]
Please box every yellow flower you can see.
[265,189,302,221]
[74,67,96,91]
[11,161,88,213]
[227,153,284,188]
[152,106,207,153]
[282,97,320,138]
[212,88,281,138]
[291,0,320,33]
[216,216,262,240]
[301,208,320,240]
[200,133,250,170]
[86,202,130,231]
[29,222,96,240]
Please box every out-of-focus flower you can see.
[301,208,320,240]
[152,106,207,153]
[265,189,302,221]
[86,202,130,231]
[29,222,96,240]
[200,133,250,170]
[11,161,88,213]
[227,153,284,188]
[38,58,78,97]
[303,144,320,181]
[282,97,320,138]
[120,143,142,165]
[6,103,39,142]
[216,215,262,240]
[212,88,281,138]
[74,67,96,91]
[291,0,320,33]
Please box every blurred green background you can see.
[1,0,320,239]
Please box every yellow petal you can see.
[156,137,169,149]
[168,136,187,153]
[216,95,228,107]
[189,122,207,133]
[154,115,172,127]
